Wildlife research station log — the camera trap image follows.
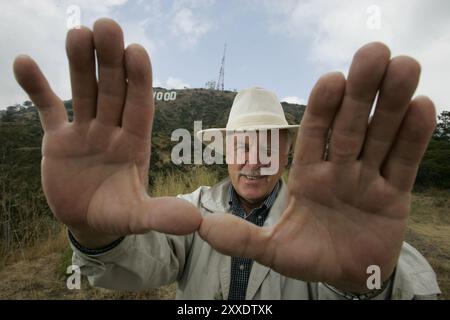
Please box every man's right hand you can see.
[13,18,202,249]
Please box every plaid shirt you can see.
[227,181,280,300]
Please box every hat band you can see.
[226,113,288,130]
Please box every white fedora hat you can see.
[196,87,299,140]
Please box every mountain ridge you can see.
[0,88,306,170]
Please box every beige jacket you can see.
[71,179,441,299]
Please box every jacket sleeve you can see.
[313,242,441,300]
[70,187,205,291]
[389,242,441,299]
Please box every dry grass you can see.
[0,167,219,300]
[151,166,220,197]
[405,189,450,299]
[0,226,177,299]
[0,224,65,270]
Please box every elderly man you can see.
[13,18,440,299]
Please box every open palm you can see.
[14,19,201,248]
[199,43,436,292]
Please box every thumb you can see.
[198,213,274,263]
[139,197,203,235]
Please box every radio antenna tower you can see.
[216,43,226,91]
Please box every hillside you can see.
[0,88,305,171]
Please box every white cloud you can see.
[153,77,163,88]
[0,0,213,108]
[121,20,156,55]
[262,0,450,114]
[1,0,70,108]
[130,0,215,50]
[173,0,215,9]
[166,77,191,89]
[137,0,214,49]
[152,76,190,89]
[0,0,157,109]
[170,2,213,48]
[282,96,306,106]
[70,0,128,16]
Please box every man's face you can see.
[227,130,289,205]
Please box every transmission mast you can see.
[216,43,226,91]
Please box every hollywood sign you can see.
[153,91,177,101]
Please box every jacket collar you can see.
[200,176,288,299]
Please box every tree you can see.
[205,80,216,90]
[3,105,19,122]
[416,110,450,189]
[434,110,450,141]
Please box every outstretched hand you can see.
[13,19,202,248]
[199,43,436,292]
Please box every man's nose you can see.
[245,145,270,167]
[244,161,261,170]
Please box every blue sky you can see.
[1,0,449,114]
[110,0,313,104]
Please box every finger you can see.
[13,55,67,131]
[198,214,273,263]
[328,42,391,163]
[361,56,421,169]
[382,96,436,192]
[135,197,202,235]
[292,72,345,166]
[93,18,126,127]
[66,26,97,123]
[122,44,154,139]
